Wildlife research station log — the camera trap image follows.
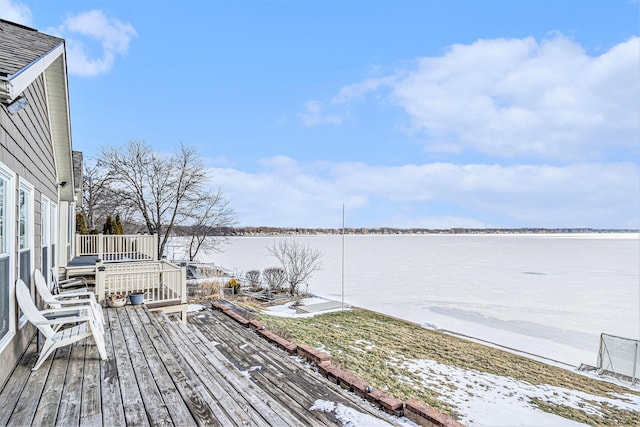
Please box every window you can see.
[0,163,15,349]
[18,181,33,328]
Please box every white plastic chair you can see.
[33,269,104,332]
[16,279,107,370]
[50,267,88,294]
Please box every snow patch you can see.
[262,297,350,318]
[187,304,205,312]
[239,365,262,379]
[310,399,393,426]
[390,356,640,426]
[354,339,375,351]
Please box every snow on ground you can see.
[239,365,262,379]
[310,399,417,426]
[389,355,640,426]
[262,297,351,318]
[187,303,206,312]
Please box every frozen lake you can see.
[195,233,639,367]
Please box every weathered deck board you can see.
[0,341,38,426]
[189,309,389,423]
[190,316,335,426]
[194,316,341,425]
[100,308,126,427]
[6,342,53,427]
[107,308,151,427]
[32,345,72,427]
[155,312,267,426]
[117,307,174,427]
[135,306,228,426]
[55,342,86,426]
[181,320,318,425]
[168,314,300,426]
[127,307,195,426]
[79,338,102,427]
[0,305,396,426]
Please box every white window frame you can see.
[67,202,74,260]
[51,201,57,273]
[41,195,51,286]
[0,162,16,352]
[18,179,34,329]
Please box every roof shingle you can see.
[0,19,63,77]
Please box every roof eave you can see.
[44,47,75,202]
[4,42,65,105]
[2,33,75,202]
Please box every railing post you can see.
[98,233,104,260]
[96,264,106,305]
[153,234,159,261]
[75,234,80,257]
[180,263,187,304]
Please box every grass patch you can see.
[257,308,640,425]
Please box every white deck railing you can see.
[75,234,158,261]
[95,260,186,305]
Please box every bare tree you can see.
[267,240,322,296]
[263,267,286,293]
[81,160,114,231]
[186,188,235,261]
[99,141,230,258]
[245,270,261,290]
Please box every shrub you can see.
[245,270,262,291]
[76,212,89,235]
[226,278,240,294]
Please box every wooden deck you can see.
[0,305,398,426]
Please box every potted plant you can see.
[129,291,145,305]
[106,293,127,308]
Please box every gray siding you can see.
[0,74,57,387]
[0,76,57,197]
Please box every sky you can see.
[2,0,639,229]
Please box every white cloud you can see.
[48,10,136,76]
[210,157,640,228]
[0,5,134,76]
[332,76,395,103]
[334,35,640,162]
[0,0,31,25]
[299,100,344,127]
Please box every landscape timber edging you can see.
[296,343,331,365]
[405,399,465,427]
[209,301,463,426]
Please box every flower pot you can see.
[107,297,126,308]
[129,292,145,305]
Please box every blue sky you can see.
[2,1,639,228]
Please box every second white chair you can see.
[16,279,107,370]
[33,269,104,332]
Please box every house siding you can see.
[0,73,57,387]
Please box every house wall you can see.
[0,74,58,387]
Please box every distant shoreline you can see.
[213,227,639,237]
